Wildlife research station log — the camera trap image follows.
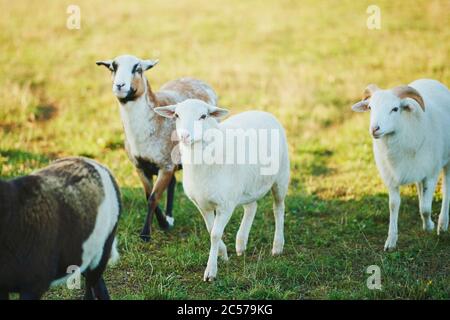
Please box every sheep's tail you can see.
[108,237,120,266]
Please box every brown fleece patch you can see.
[35,158,104,222]
[137,168,153,198]
[147,170,175,216]
[132,73,146,99]
[155,92,176,107]
[160,78,213,104]
[146,81,159,107]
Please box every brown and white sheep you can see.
[97,54,217,241]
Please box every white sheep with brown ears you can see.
[352,79,450,251]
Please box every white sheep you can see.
[97,54,217,241]
[0,157,121,300]
[352,79,450,250]
[155,99,290,281]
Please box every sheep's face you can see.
[154,99,229,145]
[96,55,158,103]
[352,89,424,139]
[364,91,404,139]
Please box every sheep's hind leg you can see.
[438,166,450,234]
[164,175,176,226]
[200,209,228,261]
[84,276,110,300]
[84,229,115,300]
[419,175,438,232]
[137,167,158,241]
[236,202,257,256]
[271,183,286,256]
[141,169,174,241]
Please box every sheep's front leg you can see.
[419,175,438,232]
[384,186,400,251]
[140,169,175,241]
[204,207,233,281]
[438,166,450,234]
[200,209,228,261]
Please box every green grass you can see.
[0,0,449,299]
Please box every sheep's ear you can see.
[400,99,419,112]
[141,59,159,71]
[351,100,370,112]
[96,60,113,70]
[154,105,176,118]
[208,106,229,119]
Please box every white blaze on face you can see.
[111,55,142,98]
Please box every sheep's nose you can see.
[180,132,191,143]
[116,83,125,90]
[179,131,191,143]
[371,125,380,135]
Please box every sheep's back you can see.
[158,77,218,106]
[0,157,116,292]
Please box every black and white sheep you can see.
[0,157,121,300]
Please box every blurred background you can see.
[0,0,449,299]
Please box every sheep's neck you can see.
[119,78,158,111]
[377,115,427,161]
[179,126,224,175]
[118,78,161,156]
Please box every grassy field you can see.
[1,0,449,299]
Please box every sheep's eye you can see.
[199,114,207,120]
[174,113,179,118]
[132,64,142,74]
[392,107,399,112]
[368,106,371,110]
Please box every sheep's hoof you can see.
[271,241,284,256]
[156,215,174,232]
[271,249,284,256]
[140,234,151,242]
[203,265,217,282]
[204,276,216,282]
[422,220,435,232]
[437,225,448,235]
[220,253,229,262]
[437,218,448,235]
[235,239,246,256]
[384,235,398,251]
